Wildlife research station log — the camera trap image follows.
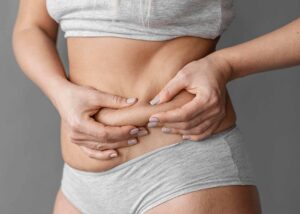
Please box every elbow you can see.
[11,27,38,72]
[11,25,29,58]
[11,27,23,63]
[11,26,29,65]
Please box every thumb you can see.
[95,90,138,109]
[149,74,186,105]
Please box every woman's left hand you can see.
[147,53,232,141]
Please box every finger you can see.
[72,140,104,150]
[150,95,207,123]
[91,89,138,108]
[182,120,222,141]
[72,123,144,142]
[160,117,213,135]
[146,121,165,128]
[178,110,225,136]
[179,119,214,135]
[68,130,101,143]
[161,106,216,130]
[80,119,140,143]
[79,119,109,142]
[80,146,118,160]
[74,137,140,150]
[136,127,150,137]
[101,125,143,142]
[160,111,223,135]
[149,73,186,105]
[103,138,140,149]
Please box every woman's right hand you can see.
[54,82,149,160]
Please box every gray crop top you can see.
[46,0,235,41]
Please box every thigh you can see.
[53,188,82,214]
[144,185,262,214]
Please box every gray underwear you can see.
[60,125,256,214]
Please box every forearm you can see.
[213,17,300,81]
[12,27,70,109]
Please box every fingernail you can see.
[182,135,190,140]
[149,117,159,122]
[126,97,137,104]
[110,153,118,158]
[137,130,148,136]
[129,128,139,135]
[147,122,158,128]
[149,96,160,105]
[128,139,138,145]
[161,127,171,133]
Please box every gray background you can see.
[0,0,299,213]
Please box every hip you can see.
[61,35,236,172]
[60,93,237,172]
[60,124,257,214]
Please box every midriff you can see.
[60,36,237,172]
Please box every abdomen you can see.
[60,35,237,172]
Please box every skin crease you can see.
[15,0,300,213]
[94,89,196,127]
[64,36,237,172]
[13,0,256,212]
[58,17,299,214]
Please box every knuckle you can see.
[112,95,124,105]
[179,70,189,83]
[87,152,95,158]
[69,131,79,141]
[181,122,191,130]
[220,108,226,117]
[180,111,189,120]
[210,92,219,104]
[95,143,105,150]
[69,134,76,141]
[98,130,108,141]
[196,126,204,133]
[70,139,79,144]
[197,123,209,133]
[214,106,223,114]
[89,91,101,103]
[69,118,82,131]
[195,95,208,105]
[177,69,186,80]
[111,142,124,149]
[120,140,129,147]
[177,69,186,77]
[205,121,212,128]
[162,88,171,99]
[86,150,99,158]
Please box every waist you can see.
[67,36,217,96]
[61,36,236,172]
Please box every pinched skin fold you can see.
[94,90,195,127]
[61,36,237,172]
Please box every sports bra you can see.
[46,0,235,41]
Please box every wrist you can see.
[207,50,235,83]
[46,77,74,111]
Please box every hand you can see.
[55,82,149,160]
[147,53,232,141]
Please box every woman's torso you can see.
[60,36,237,172]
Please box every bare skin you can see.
[62,36,237,172]
[13,0,259,212]
[15,2,300,214]
[56,34,257,214]
[53,186,261,214]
